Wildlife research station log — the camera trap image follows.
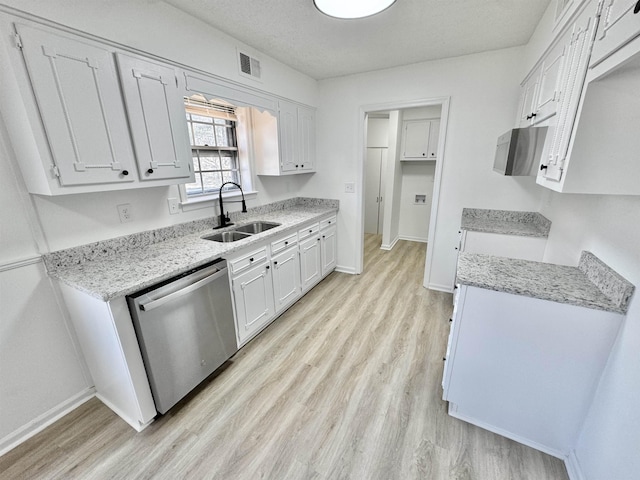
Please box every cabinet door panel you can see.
[278,101,297,172]
[298,106,315,171]
[321,226,337,277]
[403,120,430,158]
[272,247,301,313]
[16,24,135,186]
[518,75,540,126]
[116,54,192,181]
[300,236,321,291]
[542,13,596,182]
[232,263,275,343]
[535,42,567,122]
[427,119,440,159]
[591,0,640,66]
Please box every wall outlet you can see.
[167,197,180,215]
[117,203,133,223]
[345,182,356,193]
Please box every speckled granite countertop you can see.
[461,208,551,237]
[44,198,338,301]
[457,252,634,314]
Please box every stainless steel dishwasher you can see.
[127,258,237,414]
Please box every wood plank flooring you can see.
[0,235,570,479]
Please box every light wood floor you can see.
[1,235,569,479]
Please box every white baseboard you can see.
[335,265,357,274]
[428,282,454,293]
[448,403,567,460]
[0,387,95,457]
[565,449,586,480]
[95,393,154,433]
[398,235,428,243]
[380,236,399,251]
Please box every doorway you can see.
[358,97,450,289]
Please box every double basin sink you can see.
[202,221,281,243]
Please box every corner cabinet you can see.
[400,119,440,161]
[255,100,316,175]
[6,22,193,195]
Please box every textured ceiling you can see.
[164,0,551,80]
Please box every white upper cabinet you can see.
[297,105,316,172]
[590,0,640,66]
[538,5,598,184]
[15,24,136,188]
[7,22,195,195]
[115,54,192,182]
[517,38,567,127]
[401,119,440,160]
[252,99,316,176]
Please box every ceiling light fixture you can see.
[313,0,397,19]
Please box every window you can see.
[184,98,242,198]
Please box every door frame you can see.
[357,96,450,289]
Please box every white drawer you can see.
[299,222,320,241]
[271,232,298,255]
[228,246,268,276]
[320,215,337,230]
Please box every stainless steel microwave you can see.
[493,127,548,176]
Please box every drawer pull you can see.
[284,241,288,245]
[249,257,254,262]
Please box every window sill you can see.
[180,190,258,213]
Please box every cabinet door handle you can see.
[147,168,154,174]
[266,265,270,270]
[284,241,288,245]
[540,164,548,171]
[121,170,129,176]
[635,0,640,14]
[273,261,278,266]
[295,164,299,168]
[249,257,254,262]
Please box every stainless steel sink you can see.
[202,231,252,243]
[234,221,281,234]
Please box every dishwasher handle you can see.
[139,266,228,312]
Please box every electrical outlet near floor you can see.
[117,203,133,223]
[167,197,180,215]
[345,182,356,193]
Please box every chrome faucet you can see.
[216,182,247,229]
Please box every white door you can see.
[16,23,135,186]
[116,53,192,182]
[364,148,387,234]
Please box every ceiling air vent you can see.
[238,50,261,81]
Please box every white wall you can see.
[0,0,318,251]
[0,0,317,452]
[303,47,544,288]
[0,115,90,454]
[523,2,640,478]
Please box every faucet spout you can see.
[216,182,247,229]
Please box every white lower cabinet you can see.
[443,285,623,456]
[272,245,301,313]
[320,225,337,276]
[228,214,337,347]
[228,246,275,346]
